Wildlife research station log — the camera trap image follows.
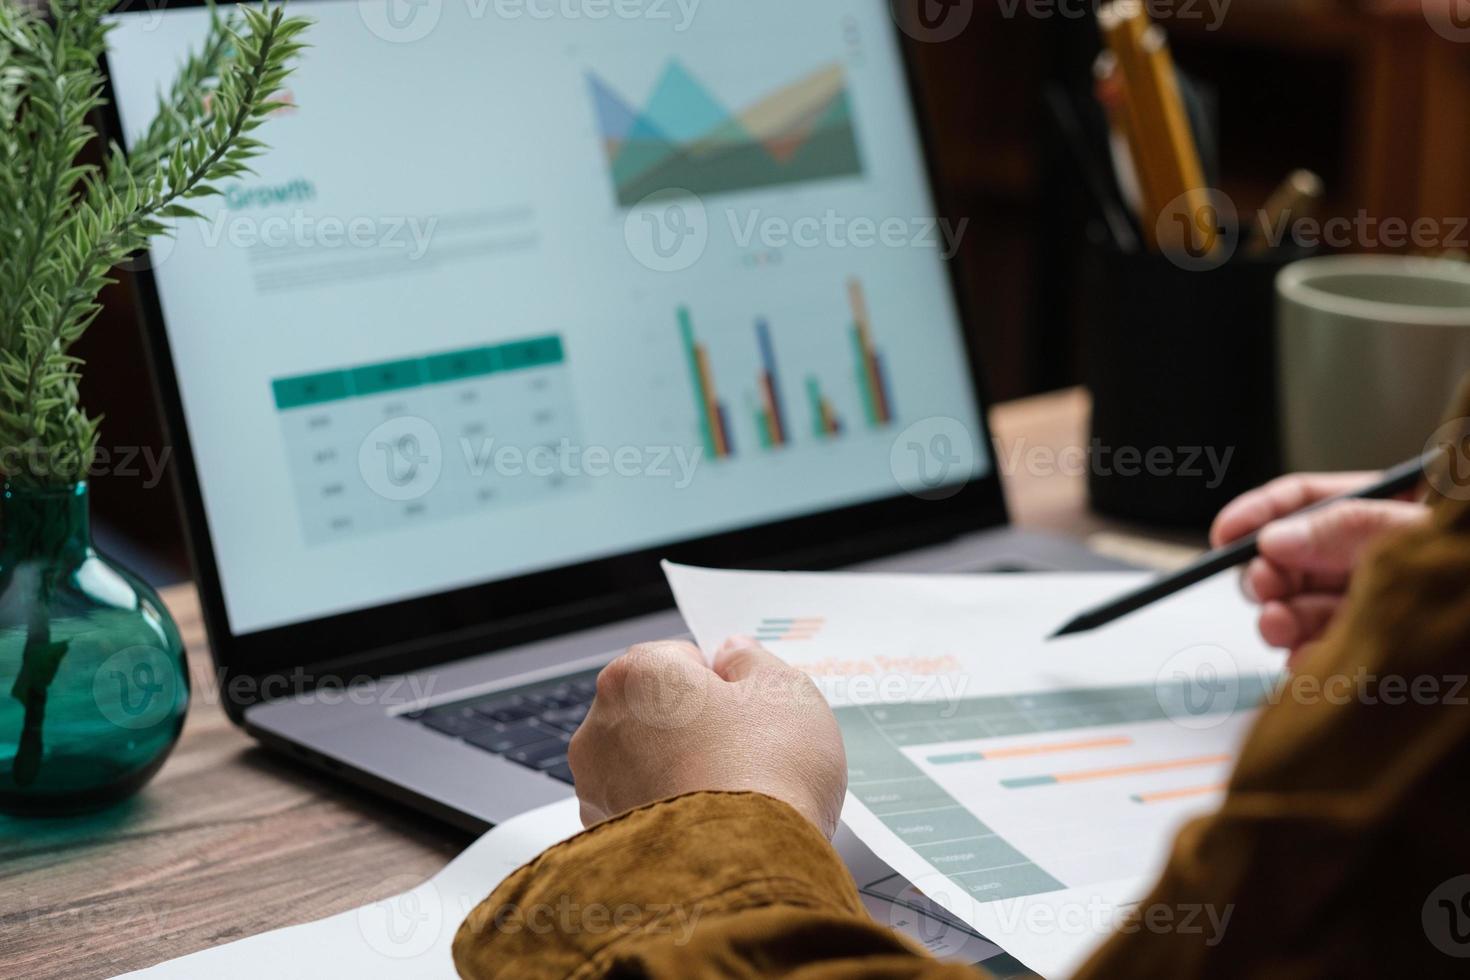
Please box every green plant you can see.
[0,0,309,490]
[0,0,307,798]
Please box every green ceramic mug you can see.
[1276,255,1470,472]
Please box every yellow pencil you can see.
[1098,2,1213,256]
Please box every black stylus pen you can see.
[1048,452,1436,639]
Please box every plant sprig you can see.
[0,0,308,489]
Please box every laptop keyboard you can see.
[403,563,1040,782]
[403,667,602,785]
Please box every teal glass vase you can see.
[0,482,188,815]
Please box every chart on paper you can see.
[665,564,1282,898]
[663,564,1285,979]
[838,674,1271,902]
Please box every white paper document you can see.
[115,796,1014,977]
[664,564,1283,978]
[113,798,583,979]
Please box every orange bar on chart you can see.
[1001,753,1231,789]
[847,279,889,425]
[1131,783,1226,804]
[760,375,785,446]
[694,345,729,457]
[973,735,1134,762]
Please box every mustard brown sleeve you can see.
[458,379,1470,979]
[1073,382,1470,979]
[452,790,985,980]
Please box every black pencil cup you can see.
[1083,245,1307,529]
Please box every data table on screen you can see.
[273,336,584,545]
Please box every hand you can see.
[568,637,847,838]
[1210,472,1429,661]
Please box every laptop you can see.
[101,0,1125,831]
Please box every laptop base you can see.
[247,527,1131,830]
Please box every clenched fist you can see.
[568,637,847,839]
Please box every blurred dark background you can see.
[81,0,1470,585]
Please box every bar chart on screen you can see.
[675,277,897,460]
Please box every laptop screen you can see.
[105,0,989,635]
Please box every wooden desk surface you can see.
[0,387,1190,979]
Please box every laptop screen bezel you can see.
[98,0,1012,716]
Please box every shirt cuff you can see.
[452,790,865,979]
